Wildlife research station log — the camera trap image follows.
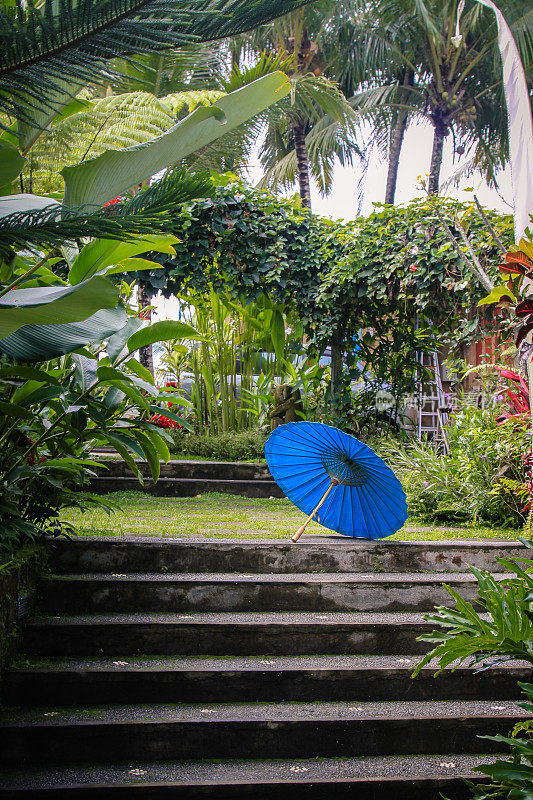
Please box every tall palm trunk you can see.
[428,118,447,195]
[292,118,311,209]
[384,71,413,205]
[292,115,343,411]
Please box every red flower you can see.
[150,413,181,430]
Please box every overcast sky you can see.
[247,118,514,220]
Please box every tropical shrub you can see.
[375,398,530,528]
[413,545,533,800]
[141,188,511,419]
[477,234,533,352]
[414,545,533,674]
[0,317,199,556]
[170,429,267,462]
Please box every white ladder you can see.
[417,350,450,447]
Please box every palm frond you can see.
[0,0,312,130]
[289,73,359,124]
[258,106,364,196]
[256,148,297,192]
[0,170,214,260]
[111,44,229,94]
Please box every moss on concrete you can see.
[0,545,50,687]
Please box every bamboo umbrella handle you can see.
[292,478,339,543]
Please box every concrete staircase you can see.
[89,458,282,498]
[0,536,530,798]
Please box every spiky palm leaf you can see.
[0,170,214,260]
[258,75,362,196]
[258,108,363,195]
[111,44,230,95]
[0,0,312,137]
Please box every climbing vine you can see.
[139,181,512,405]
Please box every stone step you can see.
[95,459,272,481]
[4,655,527,706]
[0,701,526,766]
[89,477,283,498]
[0,754,495,799]
[40,572,507,614]
[23,612,436,656]
[51,538,526,576]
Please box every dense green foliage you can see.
[160,290,294,434]
[414,545,533,675]
[0,0,307,134]
[320,197,512,350]
[171,429,267,461]
[141,184,511,418]
[0,319,200,555]
[375,399,530,528]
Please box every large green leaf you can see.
[107,316,144,363]
[270,309,286,362]
[0,307,127,360]
[0,143,25,189]
[0,276,119,338]
[62,73,290,208]
[68,234,179,285]
[127,320,203,353]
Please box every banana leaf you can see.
[62,73,290,208]
[0,276,119,338]
[0,307,127,360]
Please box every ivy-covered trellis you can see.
[140,181,512,411]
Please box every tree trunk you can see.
[291,117,345,411]
[138,282,154,375]
[428,119,447,195]
[292,118,311,209]
[384,71,413,205]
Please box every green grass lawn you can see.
[59,491,522,541]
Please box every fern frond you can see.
[23,89,225,193]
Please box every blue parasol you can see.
[265,421,407,542]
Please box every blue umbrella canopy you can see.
[265,421,407,541]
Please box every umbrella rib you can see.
[356,483,386,535]
[350,482,370,537]
[359,481,404,532]
[344,478,355,536]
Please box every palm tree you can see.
[234,4,361,209]
[325,0,413,204]
[346,0,530,195]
